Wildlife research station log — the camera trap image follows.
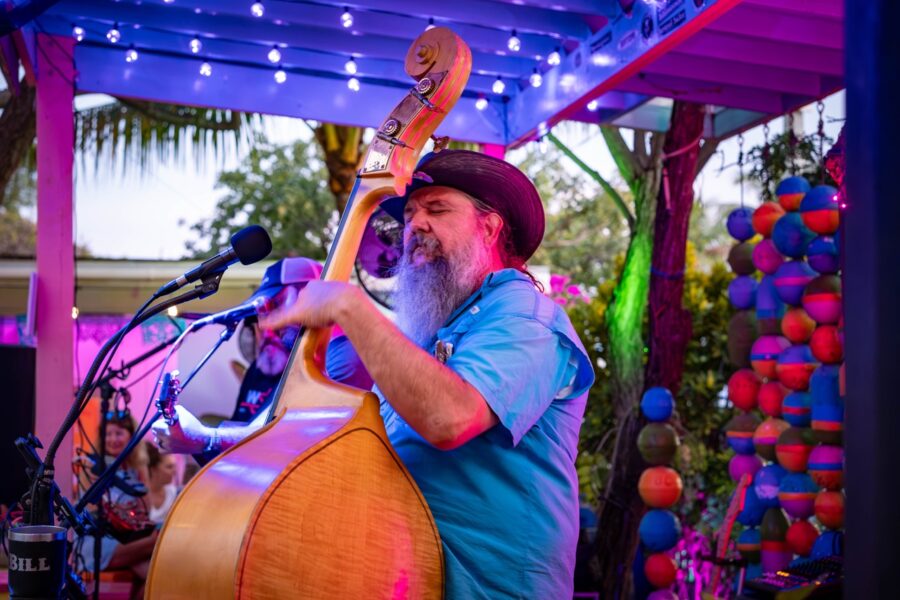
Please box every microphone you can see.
[193,297,266,330]
[156,225,272,297]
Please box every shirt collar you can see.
[440,269,531,331]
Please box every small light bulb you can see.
[341,7,353,28]
[125,46,139,63]
[267,46,281,63]
[475,97,488,111]
[547,48,561,66]
[72,25,85,42]
[344,57,357,74]
[529,69,542,88]
[200,61,212,77]
[251,2,265,18]
[347,76,360,91]
[190,37,202,53]
[167,306,179,317]
[426,18,435,31]
[587,100,599,112]
[71,306,79,320]
[591,53,616,67]
[492,76,505,95]
[163,0,175,4]
[274,68,286,83]
[507,30,521,53]
[107,24,121,43]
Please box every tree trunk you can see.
[313,123,365,214]
[645,101,706,393]
[0,78,36,207]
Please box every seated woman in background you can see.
[145,443,178,523]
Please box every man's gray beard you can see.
[393,234,491,347]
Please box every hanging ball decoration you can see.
[638,423,680,466]
[753,239,785,275]
[772,213,816,258]
[638,466,684,509]
[727,412,762,455]
[778,473,819,520]
[737,527,762,563]
[737,484,768,527]
[754,417,790,462]
[729,453,763,483]
[729,276,759,310]
[776,176,811,212]
[774,260,817,306]
[786,520,820,557]
[811,366,844,445]
[760,507,792,573]
[781,307,817,344]
[644,553,678,588]
[811,530,844,559]
[757,275,786,328]
[810,325,844,364]
[751,335,790,380]
[802,275,842,325]
[810,364,841,405]
[775,426,815,472]
[728,242,757,275]
[808,445,844,491]
[729,311,759,369]
[814,490,845,530]
[639,509,682,553]
[728,369,762,411]
[754,463,788,508]
[641,387,675,422]
[759,381,787,417]
[782,391,813,427]
[807,235,840,275]
[775,345,818,391]
[727,207,757,241]
[800,185,840,235]
[753,202,786,238]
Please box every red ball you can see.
[815,490,845,529]
[753,203,786,238]
[781,308,816,344]
[644,553,677,588]
[759,382,787,417]
[775,427,815,472]
[753,239,785,275]
[803,275,842,325]
[786,520,820,557]
[754,418,790,462]
[810,325,844,364]
[728,369,761,411]
[639,467,684,509]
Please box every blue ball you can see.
[772,213,816,258]
[754,464,788,508]
[737,484,768,527]
[639,509,682,552]
[727,207,756,242]
[811,530,844,558]
[807,236,840,275]
[782,392,812,427]
[774,261,816,306]
[756,275,786,320]
[729,275,759,309]
[641,387,675,422]
[810,365,841,406]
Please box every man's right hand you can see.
[151,406,212,454]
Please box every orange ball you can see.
[810,325,844,364]
[753,203,786,238]
[639,467,684,509]
[759,381,787,417]
[815,490,845,530]
[786,520,819,557]
[728,369,761,411]
[644,553,677,588]
[781,308,817,344]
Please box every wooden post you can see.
[35,33,75,497]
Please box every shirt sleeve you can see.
[445,315,582,446]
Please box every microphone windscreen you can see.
[231,225,273,265]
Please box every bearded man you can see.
[262,150,595,599]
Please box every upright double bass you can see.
[146,27,471,599]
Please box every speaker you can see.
[0,345,36,507]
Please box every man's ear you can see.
[482,212,504,247]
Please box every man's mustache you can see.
[405,235,443,259]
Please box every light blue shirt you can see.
[377,269,595,599]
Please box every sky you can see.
[47,91,845,260]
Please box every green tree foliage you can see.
[745,130,836,201]
[187,137,337,260]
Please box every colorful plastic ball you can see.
[729,453,763,483]
[807,235,840,275]
[775,426,815,472]
[776,345,818,391]
[776,176,811,212]
[752,239,784,275]
[729,276,758,310]
[786,520,820,557]
[639,466,684,509]
[756,275,786,324]
[728,242,757,275]
[811,530,843,558]
[810,325,844,364]
[737,528,762,563]
[814,490,845,529]
[728,369,761,411]
[781,307,816,343]
[750,336,790,380]
[726,412,762,455]
[639,509,682,552]
[737,484,768,527]
[758,381,786,417]
[810,364,841,405]
[811,367,844,445]
[802,275,842,325]
[644,553,678,588]
[774,260,816,306]
[800,185,840,234]
[772,213,815,258]
[778,473,818,519]
[754,463,788,508]
[760,507,792,573]
[808,445,844,491]
[753,203,785,238]
[641,387,675,422]
[753,418,790,461]
[727,207,756,241]
[728,311,758,369]
[782,392,812,427]
[638,423,680,466]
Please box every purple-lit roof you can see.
[24,0,843,145]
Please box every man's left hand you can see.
[260,281,358,331]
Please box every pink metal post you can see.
[482,144,506,160]
[35,33,75,497]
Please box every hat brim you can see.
[380,150,544,261]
